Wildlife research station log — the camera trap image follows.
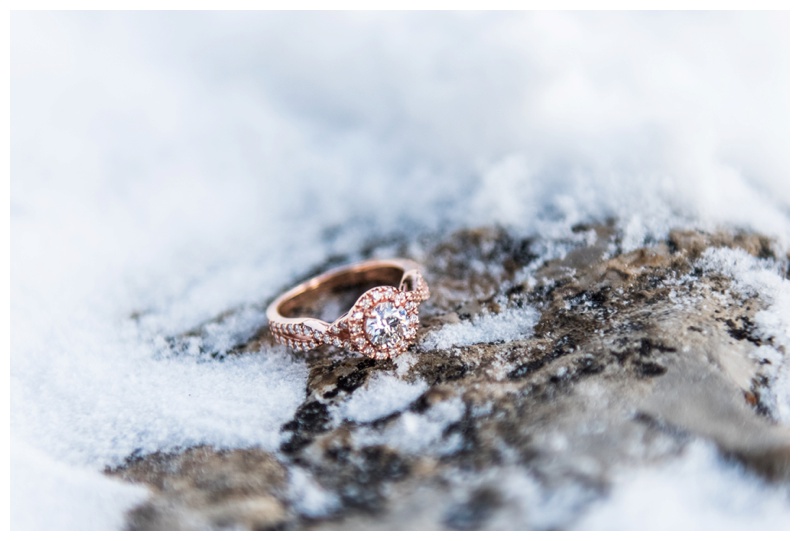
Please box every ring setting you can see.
[266,259,429,360]
[348,285,420,359]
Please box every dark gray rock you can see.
[107,224,789,530]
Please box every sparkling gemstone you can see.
[364,302,414,348]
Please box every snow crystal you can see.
[392,351,420,378]
[420,306,540,351]
[335,372,428,424]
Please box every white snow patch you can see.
[11,440,149,530]
[438,442,788,530]
[420,306,540,351]
[445,466,594,530]
[285,467,340,518]
[12,344,308,469]
[699,247,789,422]
[335,372,428,424]
[356,396,466,455]
[393,351,420,378]
[576,442,789,530]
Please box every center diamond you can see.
[364,302,413,348]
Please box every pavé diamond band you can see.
[266,258,430,360]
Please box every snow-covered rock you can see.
[11,11,788,530]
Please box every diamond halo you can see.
[347,286,419,360]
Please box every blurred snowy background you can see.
[11,11,788,529]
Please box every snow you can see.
[420,306,540,351]
[10,11,788,530]
[576,442,789,530]
[392,352,420,378]
[354,396,467,456]
[11,440,149,530]
[699,247,790,423]
[444,466,596,530]
[285,467,340,519]
[335,371,428,424]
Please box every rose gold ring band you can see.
[266,258,430,360]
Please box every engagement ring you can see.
[267,258,430,359]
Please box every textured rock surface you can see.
[107,224,789,530]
